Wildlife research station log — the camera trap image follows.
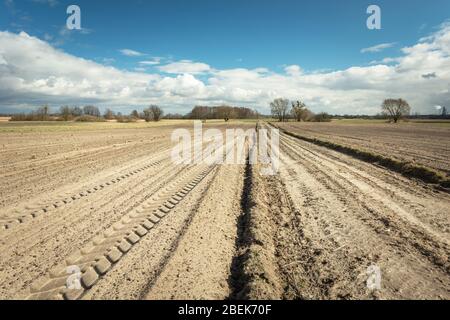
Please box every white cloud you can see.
[0,32,158,108]
[158,60,211,74]
[284,65,303,76]
[361,42,396,53]
[43,33,53,41]
[0,23,449,115]
[102,58,115,65]
[369,57,399,65]
[155,74,206,97]
[0,55,7,65]
[119,49,144,57]
[139,58,161,66]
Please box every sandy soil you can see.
[0,122,250,300]
[277,121,450,176]
[247,124,449,299]
[0,121,448,300]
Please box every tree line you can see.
[11,105,164,122]
[269,97,421,123]
[7,98,446,123]
[10,104,256,122]
[187,105,258,121]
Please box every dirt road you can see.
[0,121,448,300]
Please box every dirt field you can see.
[258,124,449,299]
[276,120,450,176]
[0,120,448,300]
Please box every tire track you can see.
[138,166,222,299]
[0,135,172,209]
[279,132,450,234]
[280,131,435,198]
[280,134,449,268]
[0,156,167,230]
[83,135,250,300]
[25,164,215,300]
[0,136,168,180]
[0,135,215,299]
[280,133,449,253]
[0,157,176,257]
[274,128,450,299]
[0,161,189,298]
[21,137,216,300]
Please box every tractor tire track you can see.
[25,164,215,300]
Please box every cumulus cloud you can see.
[0,54,7,65]
[0,32,158,109]
[155,74,206,97]
[284,65,303,76]
[158,60,211,74]
[361,42,396,53]
[0,23,449,115]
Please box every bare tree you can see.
[72,106,83,117]
[103,108,115,120]
[291,100,309,122]
[143,108,152,122]
[130,110,140,119]
[381,99,410,123]
[36,105,50,121]
[60,106,72,121]
[270,98,289,122]
[150,105,163,122]
[83,105,101,117]
[143,105,164,122]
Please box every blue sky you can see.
[0,0,449,114]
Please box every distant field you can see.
[277,120,450,176]
[0,119,261,133]
[0,119,196,133]
[334,118,450,127]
